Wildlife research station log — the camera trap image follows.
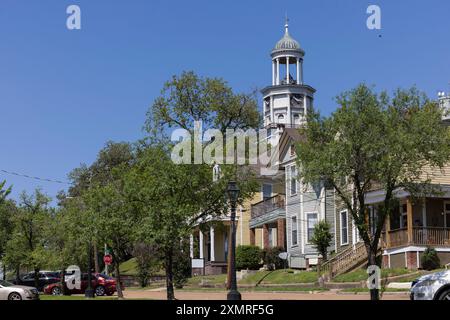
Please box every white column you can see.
[239,206,243,246]
[286,56,290,83]
[270,95,274,124]
[272,60,275,85]
[276,58,280,85]
[296,58,300,85]
[300,59,304,84]
[287,94,291,125]
[189,234,194,258]
[199,231,204,259]
[304,95,308,118]
[210,226,215,262]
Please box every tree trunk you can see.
[93,242,100,274]
[15,265,20,283]
[367,246,380,301]
[60,266,68,295]
[114,262,124,299]
[165,250,175,300]
[2,263,6,280]
[34,267,40,290]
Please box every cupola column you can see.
[296,58,300,85]
[276,58,280,85]
[272,60,275,85]
[286,56,290,83]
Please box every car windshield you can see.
[0,280,14,287]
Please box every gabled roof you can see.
[275,127,306,168]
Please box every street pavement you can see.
[123,288,409,300]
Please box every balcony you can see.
[249,194,286,228]
[383,227,450,248]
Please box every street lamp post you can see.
[85,242,95,298]
[227,181,241,300]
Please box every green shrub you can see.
[421,247,440,271]
[262,247,285,271]
[236,245,262,270]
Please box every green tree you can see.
[124,144,257,300]
[132,243,160,287]
[310,221,332,262]
[68,141,135,274]
[0,199,15,280]
[146,71,261,141]
[296,84,450,300]
[5,189,51,288]
[0,180,12,278]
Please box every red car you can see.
[43,273,122,296]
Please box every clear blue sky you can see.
[0,0,449,202]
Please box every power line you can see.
[0,169,70,185]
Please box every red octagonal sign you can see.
[103,254,113,265]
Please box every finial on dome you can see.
[285,13,289,34]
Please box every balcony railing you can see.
[413,227,450,246]
[383,227,450,248]
[251,194,285,220]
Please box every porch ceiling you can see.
[249,208,285,228]
[365,184,450,205]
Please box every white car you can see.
[0,280,39,300]
[410,269,450,300]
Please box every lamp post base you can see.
[85,289,95,298]
[227,289,241,300]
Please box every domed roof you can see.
[273,21,302,52]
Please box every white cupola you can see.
[262,18,316,132]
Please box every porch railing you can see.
[413,227,450,246]
[388,228,408,247]
[320,242,368,278]
[251,194,285,220]
[384,227,450,248]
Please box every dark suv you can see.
[12,271,60,292]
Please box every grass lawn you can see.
[119,258,138,276]
[186,274,228,286]
[332,268,411,283]
[239,269,318,285]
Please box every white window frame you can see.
[340,210,349,246]
[306,212,318,244]
[290,165,297,196]
[291,216,298,247]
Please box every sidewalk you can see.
[123,288,409,300]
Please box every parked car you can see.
[0,280,39,300]
[410,269,450,300]
[43,273,122,296]
[12,271,60,292]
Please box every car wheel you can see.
[51,286,62,296]
[95,286,106,296]
[438,289,450,300]
[8,292,22,301]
